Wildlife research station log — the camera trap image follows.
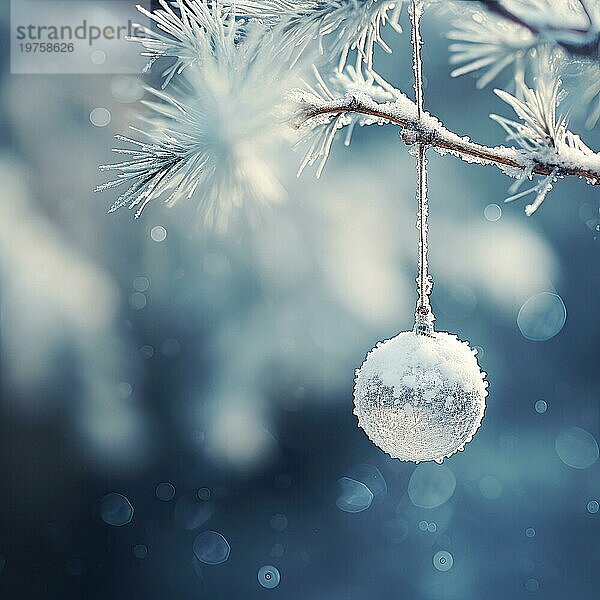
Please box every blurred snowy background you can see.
[0,1,599,599]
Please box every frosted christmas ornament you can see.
[353,2,488,463]
[353,330,487,463]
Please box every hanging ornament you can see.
[353,1,488,463]
[353,330,488,463]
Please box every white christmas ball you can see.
[354,330,488,463]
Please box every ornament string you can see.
[410,0,433,336]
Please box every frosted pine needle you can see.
[572,61,600,128]
[221,0,404,69]
[131,0,227,87]
[491,76,567,154]
[290,66,400,177]
[492,69,598,214]
[96,0,600,227]
[448,9,534,88]
[98,8,297,229]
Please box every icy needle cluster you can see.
[289,2,600,215]
[289,66,405,176]
[97,0,599,224]
[492,66,599,214]
[132,0,217,87]
[220,0,404,68]
[448,11,535,89]
[448,0,600,127]
[99,2,297,228]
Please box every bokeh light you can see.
[408,464,456,509]
[270,514,288,532]
[484,203,502,221]
[150,226,167,242]
[155,482,176,502]
[335,478,374,513]
[89,107,111,127]
[433,550,453,572]
[257,565,281,589]
[555,427,599,469]
[133,544,148,559]
[479,475,503,500]
[517,292,567,341]
[193,531,231,565]
[98,493,134,527]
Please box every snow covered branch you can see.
[290,78,600,213]
[293,92,600,181]
[98,0,600,224]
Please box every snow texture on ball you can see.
[354,330,488,463]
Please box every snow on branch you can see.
[99,0,600,224]
[290,68,600,213]
[491,69,598,213]
[290,66,401,175]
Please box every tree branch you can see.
[293,92,600,184]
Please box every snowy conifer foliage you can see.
[99,0,600,224]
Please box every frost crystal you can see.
[492,73,567,154]
[354,331,488,463]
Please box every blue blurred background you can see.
[1,1,599,598]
